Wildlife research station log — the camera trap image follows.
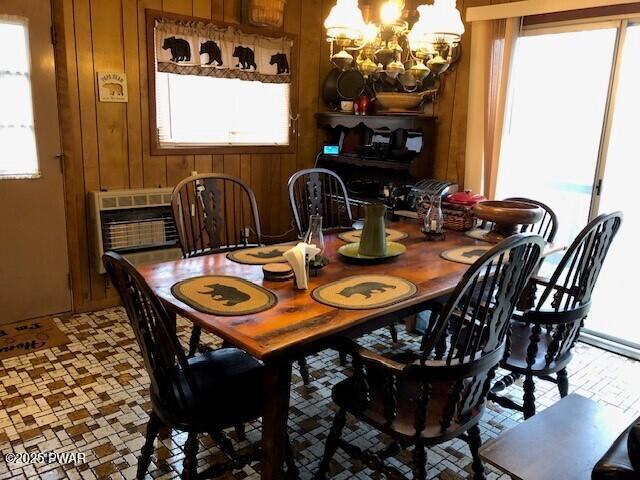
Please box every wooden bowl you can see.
[473,200,544,242]
[375,92,431,112]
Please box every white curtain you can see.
[464,17,521,198]
[0,15,39,179]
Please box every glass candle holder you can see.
[422,195,446,241]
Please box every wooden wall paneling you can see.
[91,0,129,190]
[53,0,91,308]
[212,0,224,20]
[224,0,241,23]
[123,0,144,189]
[74,0,109,302]
[447,0,481,186]
[139,0,166,188]
[296,0,322,172]
[163,0,195,187]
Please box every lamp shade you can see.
[324,0,366,41]
[409,0,464,51]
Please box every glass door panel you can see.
[587,24,640,348]
[496,27,618,260]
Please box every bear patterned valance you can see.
[154,18,292,84]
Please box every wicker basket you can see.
[418,198,477,232]
[246,0,286,28]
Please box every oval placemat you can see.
[227,243,294,265]
[172,275,277,316]
[312,274,417,310]
[441,245,492,265]
[338,228,409,243]
[465,229,492,242]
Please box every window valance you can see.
[154,18,293,84]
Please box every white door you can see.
[0,0,71,324]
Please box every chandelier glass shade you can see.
[324,0,464,82]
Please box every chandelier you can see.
[324,0,464,83]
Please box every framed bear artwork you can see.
[97,72,128,103]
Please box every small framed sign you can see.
[97,72,128,103]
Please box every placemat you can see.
[226,243,294,265]
[440,245,492,265]
[0,317,69,361]
[465,229,492,242]
[338,228,409,243]
[312,274,417,310]
[172,275,277,316]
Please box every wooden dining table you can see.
[138,220,558,479]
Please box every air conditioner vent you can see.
[102,197,117,209]
[133,195,148,206]
[118,196,133,207]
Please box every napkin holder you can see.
[283,242,320,290]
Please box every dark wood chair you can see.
[172,173,310,384]
[289,168,402,347]
[288,168,354,237]
[316,233,546,480]
[103,251,298,479]
[489,212,623,419]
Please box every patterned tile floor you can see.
[0,308,639,480]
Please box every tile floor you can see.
[0,308,639,480]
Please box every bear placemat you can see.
[465,229,492,242]
[171,276,277,316]
[440,245,492,265]
[338,228,409,243]
[226,244,295,265]
[312,275,417,310]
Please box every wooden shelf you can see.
[319,154,411,171]
[316,112,437,130]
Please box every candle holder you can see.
[421,195,446,241]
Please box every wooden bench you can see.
[480,394,635,480]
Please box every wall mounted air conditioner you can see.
[89,188,182,274]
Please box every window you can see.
[0,16,39,179]
[156,74,290,147]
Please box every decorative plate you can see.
[338,228,409,243]
[338,241,407,263]
[312,274,417,310]
[171,275,277,316]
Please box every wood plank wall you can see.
[53,0,324,312]
[53,0,515,313]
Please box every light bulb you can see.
[380,1,402,24]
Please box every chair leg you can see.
[338,351,347,367]
[557,368,569,398]
[285,438,299,480]
[298,357,310,386]
[412,440,427,480]
[182,432,199,480]
[316,407,347,480]
[467,424,486,480]
[234,424,246,441]
[388,323,398,343]
[188,325,202,358]
[137,412,162,480]
[523,374,536,419]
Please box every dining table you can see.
[138,219,562,479]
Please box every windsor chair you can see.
[316,233,546,480]
[489,212,623,419]
[103,252,298,479]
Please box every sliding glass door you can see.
[495,19,639,355]
[587,23,640,350]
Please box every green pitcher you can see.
[358,203,387,257]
